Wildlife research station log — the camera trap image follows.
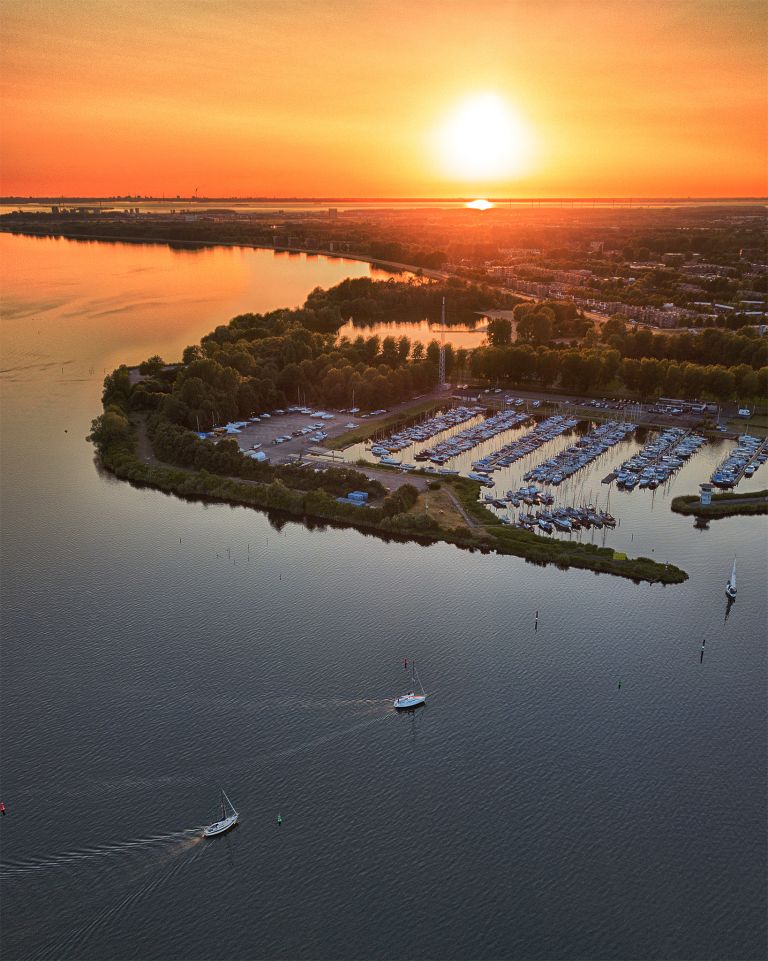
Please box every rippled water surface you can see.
[1,234,766,961]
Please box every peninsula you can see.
[88,276,688,584]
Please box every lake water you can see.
[336,317,488,350]
[1,233,766,961]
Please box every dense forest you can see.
[128,277,517,430]
[472,313,767,401]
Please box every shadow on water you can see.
[724,596,735,624]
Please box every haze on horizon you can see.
[1,0,766,199]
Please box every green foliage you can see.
[138,355,165,376]
[102,365,131,411]
[487,317,513,346]
[381,483,419,517]
[87,405,133,452]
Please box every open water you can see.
[1,233,765,961]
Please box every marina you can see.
[711,435,768,489]
[407,408,530,465]
[490,484,617,534]
[468,415,577,475]
[610,428,708,491]
[367,405,484,454]
[523,420,636,486]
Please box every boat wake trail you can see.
[41,834,206,961]
[0,829,200,880]
[2,830,207,961]
[270,709,395,762]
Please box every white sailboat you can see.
[725,558,737,600]
[394,662,426,710]
[203,789,239,838]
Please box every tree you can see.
[636,358,662,399]
[517,311,553,345]
[601,316,627,342]
[704,366,736,402]
[182,345,202,365]
[487,317,512,346]
[87,405,132,452]
[537,350,560,387]
[381,336,399,367]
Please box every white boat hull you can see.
[394,693,426,709]
[203,813,239,837]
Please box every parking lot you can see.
[218,407,360,463]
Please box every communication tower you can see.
[438,297,447,388]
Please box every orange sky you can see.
[1,0,766,197]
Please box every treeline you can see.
[367,240,446,269]
[147,415,385,498]
[470,344,768,401]
[304,275,520,325]
[128,277,500,430]
[471,308,768,400]
[600,318,768,368]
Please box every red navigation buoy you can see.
[1,801,6,816]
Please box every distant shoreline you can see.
[3,196,767,206]
[0,226,449,280]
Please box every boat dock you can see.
[612,427,706,491]
[712,435,768,488]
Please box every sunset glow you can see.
[1,0,766,197]
[434,94,535,183]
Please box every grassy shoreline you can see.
[94,418,688,585]
[671,489,768,519]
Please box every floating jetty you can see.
[368,405,483,454]
[524,421,636,486]
[412,409,530,466]
[612,428,706,491]
[467,415,577,475]
[486,484,617,533]
[711,435,768,488]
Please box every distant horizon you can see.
[3,195,767,204]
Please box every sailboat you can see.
[203,789,239,838]
[394,662,426,710]
[725,558,737,600]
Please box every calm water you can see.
[336,317,489,350]
[1,233,766,961]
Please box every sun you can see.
[433,93,534,182]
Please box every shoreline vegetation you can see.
[671,489,768,518]
[87,276,689,585]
